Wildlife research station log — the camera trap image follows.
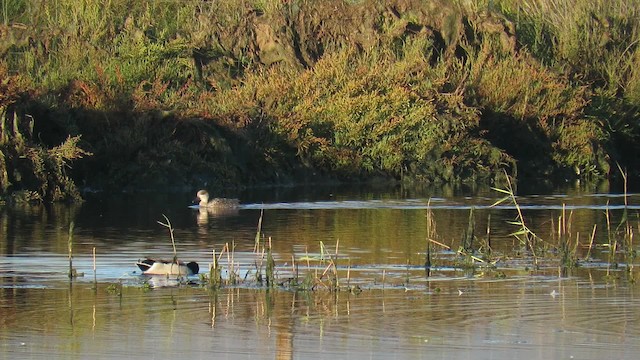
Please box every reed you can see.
[424,200,436,274]
[604,204,619,276]
[67,221,77,279]
[254,209,264,253]
[492,172,543,268]
[157,214,178,263]
[480,213,493,258]
[585,224,597,261]
[208,248,222,289]
[462,207,475,253]
[556,204,579,275]
[617,164,636,274]
[266,237,275,288]
[229,241,237,284]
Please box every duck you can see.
[136,258,199,276]
[194,189,240,209]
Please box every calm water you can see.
[1,182,640,359]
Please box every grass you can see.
[2,0,640,193]
[161,200,638,293]
[492,172,544,267]
[1,65,91,201]
[73,185,638,294]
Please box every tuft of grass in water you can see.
[425,199,437,275]
[462,207,475,252]
[265,237,275,288]
[616,165,636,276]
[207,248,223,289]
[555,204,579,276]
[478,213,493,259]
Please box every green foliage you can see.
[3,0,640,188]
[495,0,640,103]
[551,119,610,178]
[0,67,91,202]
[210,39,514,182]
[468,45,587,121]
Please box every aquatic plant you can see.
[492,173,544,267]
[424,201,437,274]
[67,221,77,278]
[157,215,177,260]
[207,248,222,289]
[555,205,579,275]
[265,237,275,288]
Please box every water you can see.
[1,183,640,359]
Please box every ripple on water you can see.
[2,187,640,359]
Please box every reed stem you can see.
[68,222,75,279]
[157,214,177,262]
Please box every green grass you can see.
[2,0,640,193]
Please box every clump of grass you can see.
[554,204,579,276]
[468,44,587,122]
[1,66,91,201]
[4,0,638,190]
[499,0,640,99]
[478,213,493,258]
[265,237,275,287]
[462,207,476,253]
[209,37,515,182]
[207,248,222,289]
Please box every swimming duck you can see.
[195,189,240,209]
[136,258,199,276]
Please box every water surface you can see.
[1,183,639,359]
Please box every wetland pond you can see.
[1,182,640,359]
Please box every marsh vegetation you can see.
[2,0,640,200]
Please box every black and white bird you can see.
[136,258,199,276]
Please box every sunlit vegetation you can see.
[1,65,91,202]
[1,0,640,197]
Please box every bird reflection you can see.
[196,206,239,226]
